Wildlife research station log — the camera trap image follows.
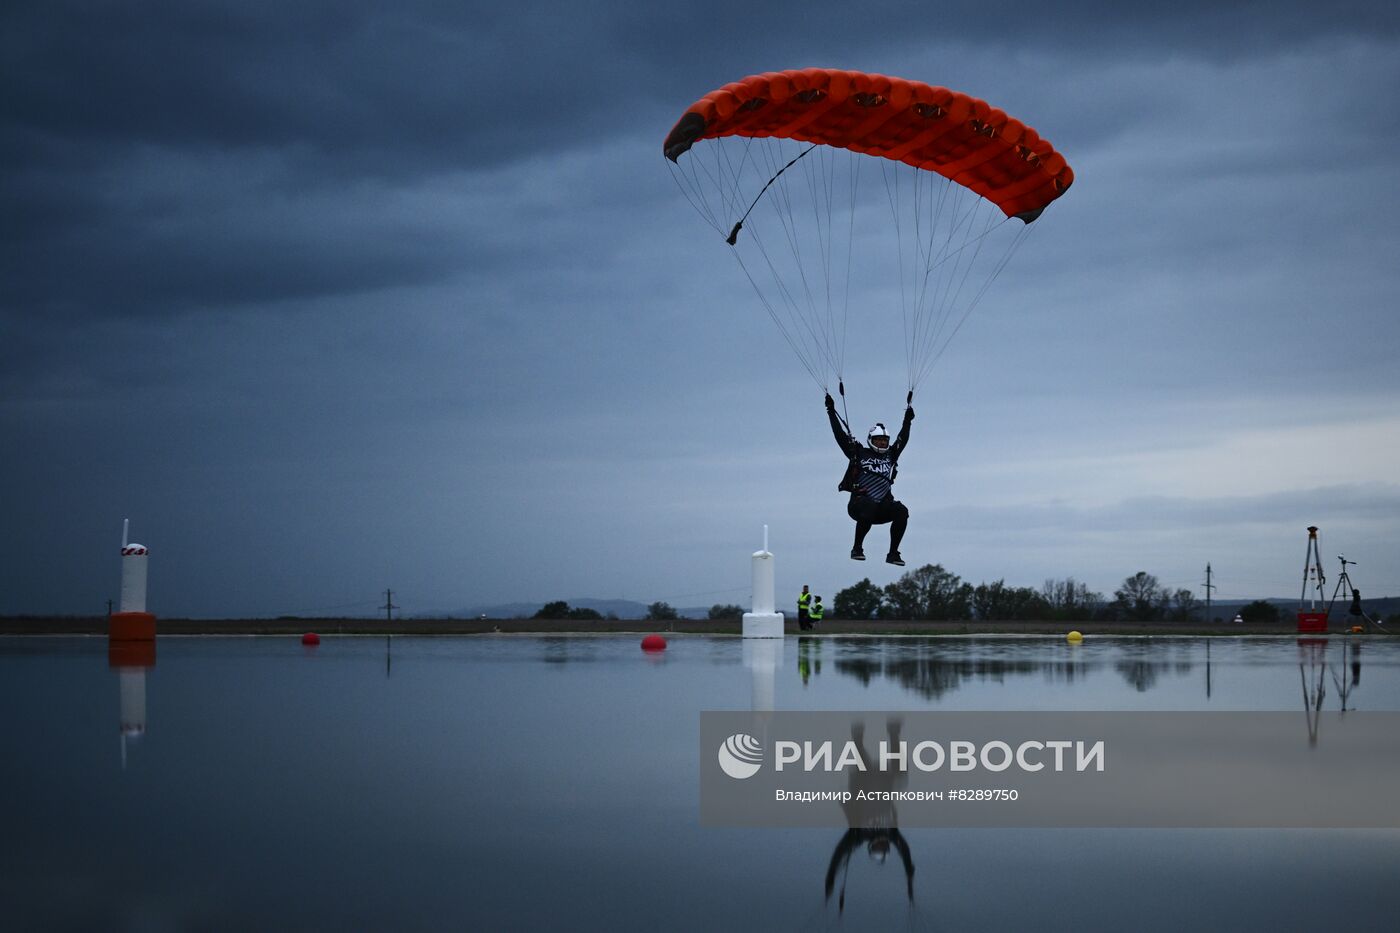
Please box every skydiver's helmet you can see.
[867,838,890,863]
[868,423,890,451]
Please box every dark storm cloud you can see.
[8,2,1396,164]
[5,0,1397,325]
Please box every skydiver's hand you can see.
[825,393,835,411]
[905,405,915,421]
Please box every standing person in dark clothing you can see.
[826,393,914,566]
[797,585,812,630]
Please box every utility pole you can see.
[106,598,114,618]
[1202,564,1216,622]
[380,588,399,622]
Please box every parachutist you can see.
[827,393,914,565]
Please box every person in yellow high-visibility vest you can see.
[797,586,812,630]
[808,596,824,627]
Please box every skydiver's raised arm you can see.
[826,394,858,457]
[890,404,914,457]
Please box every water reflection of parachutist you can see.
[825,719,915,913]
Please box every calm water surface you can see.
[2,634,1397,931]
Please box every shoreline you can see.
[1,617,1389,638]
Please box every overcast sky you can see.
[5,1,1398,618]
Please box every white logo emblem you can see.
[718,733,764,779]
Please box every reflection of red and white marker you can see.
[110,519,156,642]
[109,620,155,770]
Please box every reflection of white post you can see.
[118,668,147,769]
[743,638,779,711]
[742,524,784,638]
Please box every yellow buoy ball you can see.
[1066,631,1083,644]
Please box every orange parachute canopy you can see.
[664,68,1072,222]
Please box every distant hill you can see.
[449,598,715,620]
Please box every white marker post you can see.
[741,524,784,639]
[111,518,156,642]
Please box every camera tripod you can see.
[1328,555,1385,628]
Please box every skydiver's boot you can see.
[852,521,872,561]
[886,505,908,567]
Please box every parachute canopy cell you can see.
[663,68,1072,222]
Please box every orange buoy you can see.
[641,634,667,652]
[302,632,321,646]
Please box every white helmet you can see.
[867,423,890,449]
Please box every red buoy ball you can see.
[641,634,667,652]
[301,632,321,646]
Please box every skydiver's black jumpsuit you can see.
[827,403,913,555]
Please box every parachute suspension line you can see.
[797,144,837,383]
[810,145,842,388]
[741,145,844,386]
[912,220,1034,390]
[916,184,977,361]
[757,142,834,381]
[840,153,859,383]
[745,220,832,384]
[725,143,818,246]
[715,135,761,229]
[906,185,1011,391]
[816,145,849,389]
[674,137,837,389]
[667,165,719,236]
[839,381,853,440]
[912,169,958,383]
[732,248,827,390]
[881,161,912,388]
[668,135,761,238]
[918,193,993,371]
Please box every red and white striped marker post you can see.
[109,519,156,642]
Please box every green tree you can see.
[566,606,603,620]
[708,604,744,620]
[880,564,972,620]
[1041,577,1103,621]
[646,601,679,621]
[534,600,570,619]
[833,578,882,620]
[1239,600,1280,624]
[1113,572,1164,621]
[1168,589,1199,622]
[973,580,1052,621]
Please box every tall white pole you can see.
[742,525,784,638]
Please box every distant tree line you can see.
[533,600,617,621]
[532,600,744,621]
[829,566,1278,623]
[531,577,1386,625]
[830,565,1104,621]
